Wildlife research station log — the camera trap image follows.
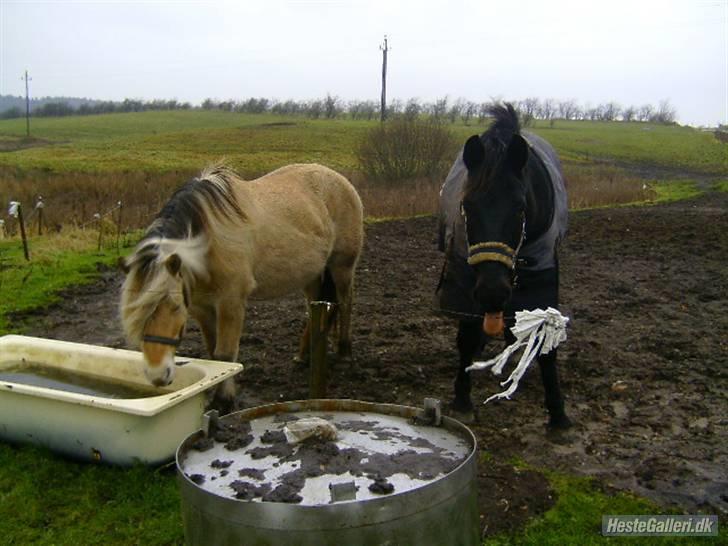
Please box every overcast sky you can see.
[1,0,726,126]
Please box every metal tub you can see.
[177,399,479,546]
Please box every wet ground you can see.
[19,188,727,536]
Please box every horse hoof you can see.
[451,408,476,424]
[293,355,309,366]
[450,401,476,424]
[208,395,235,416]
[548,413,573,430]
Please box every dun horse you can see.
[120,163,363,406]
[436,104,571,428]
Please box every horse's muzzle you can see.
[472,262,512,313]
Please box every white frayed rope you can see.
[466,307,569,404]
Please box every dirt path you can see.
[20,190,728,534]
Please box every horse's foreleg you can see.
[538,349,572,429]
[453,319,482,413]
[195,305,217,359]
[211,299,245,411]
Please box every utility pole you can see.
[380,35,389,122]
[22,70,32,137]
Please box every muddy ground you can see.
[19,187,727,536]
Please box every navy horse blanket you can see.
[435,131,568,321]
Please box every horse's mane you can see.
[465,103,522,195]
[120,162,245,345]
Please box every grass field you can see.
[0,111,724,175]
[0,111,725,544]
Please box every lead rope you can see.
[465,307,569,404]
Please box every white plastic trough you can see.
[0,335,242,465]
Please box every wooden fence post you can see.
[309,301,332,398]
[95,213,103,251]
[36,196,44,236]
[116,201,123,254]
[15,203,30,261]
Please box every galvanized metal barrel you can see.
[176,399,479,546]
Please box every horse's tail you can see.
[321,267,338,304]
[321,267,340,336]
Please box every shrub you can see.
[356,117,458,182]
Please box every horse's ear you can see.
[463,135,485,172]
[165,254,182,276]
[506,134,528,173]
[118,256,130,274]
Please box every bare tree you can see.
[403,98,421,120]
[460,101,478,125]
[637,104,654,122]
[517,97,540,126]
[600,102,621,121]
[622,105,637,122]
[324,94,341,119]
[448,98,467,123]
[429,96,449,121]
[651,99,676,123]
[557,99,579,120]
[538,98,557,121]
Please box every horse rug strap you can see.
[437,131,568,271]
[466,307,569,404]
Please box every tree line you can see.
[0,94,678,125]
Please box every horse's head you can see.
[461,120,529,335]
[120,251,190,387]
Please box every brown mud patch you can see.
[16,190,728,535]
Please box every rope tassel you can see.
[466,307,569,404]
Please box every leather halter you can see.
[142,334,181,347]
[465,216,526,271]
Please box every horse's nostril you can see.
[152,377,167,388]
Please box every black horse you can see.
[436,103,571,428]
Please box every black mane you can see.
[465,103,522,195]
[131,165,245,272]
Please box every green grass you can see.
[0,111,371,176]
[0,444,182,545]
[0,112,724,177]
[528,120,726,175]
[485,471,722,545]
[0,236,120,334]
[648,180,704,204]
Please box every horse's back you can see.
[242,164,363,298]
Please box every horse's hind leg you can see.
[538,349,572,429]
[328,263,356,360]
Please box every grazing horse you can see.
[436,104,571,428]
[119,163,363,406]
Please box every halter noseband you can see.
[465,215,526,272]
[142,334,181,347]
[467,241,518,269]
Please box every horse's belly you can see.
[248,260,324,301]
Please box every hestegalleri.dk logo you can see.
[602,515,718,536]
